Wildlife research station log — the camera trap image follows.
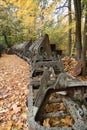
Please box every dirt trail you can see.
[0,54,29,130]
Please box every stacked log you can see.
[61,56,82,76]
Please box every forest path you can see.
[0,54,29,130]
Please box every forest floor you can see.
[0,54,87,130]
[0,54,29,130]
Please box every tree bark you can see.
[68,0,72,56]
[81,4,87,76]
[73,0,82,58]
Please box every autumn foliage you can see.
[0,54,29,130]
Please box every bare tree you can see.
[73,0,82,58]
[68,0,72,56]
[81,4,87,76]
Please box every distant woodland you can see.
[0,0,87,75]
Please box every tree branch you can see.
[56,0,68,10]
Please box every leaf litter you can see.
[0,54,29,130]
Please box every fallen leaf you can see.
[43,118,50,127]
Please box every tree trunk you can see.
[81,5,87,76]
[68,0,72,56]
[73,0,82,58]
[3,32,9,47]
